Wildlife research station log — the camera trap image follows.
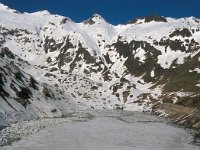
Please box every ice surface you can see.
[3,110,199,150]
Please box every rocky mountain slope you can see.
[0,4,200,129]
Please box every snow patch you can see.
[189,68,200,73]
[157,50,189,69]
[134,48,146,63]
[150,70,155,78]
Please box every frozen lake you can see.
[2,110,199,150]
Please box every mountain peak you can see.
[30,10,51,16]
[83,14,106,25]
[92,14,104,20]
[0,3,19,14]
[128,15,167,24]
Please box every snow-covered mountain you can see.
[0,3,200,127]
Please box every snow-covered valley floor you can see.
[1,110,199,150]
